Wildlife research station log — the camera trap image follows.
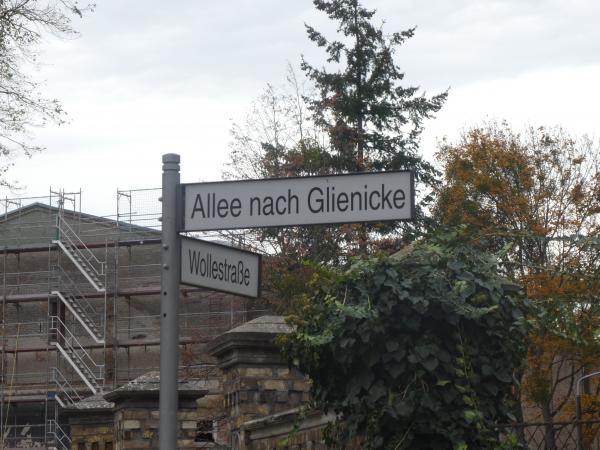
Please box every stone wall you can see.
[112,405,200,450]
[66,372,214,450]
[70,415,114,450]
[64,316,347,450]
[105,372,207,450]
[209,316,323,449]
[222,365,311,430]
[241,408,335,450]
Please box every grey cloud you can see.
[43,0,318,97]
[381,0,600,89]
[34,0,600,98]
[5,0,599,207]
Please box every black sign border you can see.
[179,235,262,299]
[180,170,416,232]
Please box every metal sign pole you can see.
[159,153,181,450]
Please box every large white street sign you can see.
[182,171,414,231]
[180,237,261,298]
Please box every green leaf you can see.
[422,356,439,372]
[394,400,413,418]
[386,340,400,352]
[463,410,478,423]
[495,370,512,383]
[280,233,531,449]
[386,363,404,380]
[369,383,387,402]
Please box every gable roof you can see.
[1,201,161,235]
[0,202,161,249]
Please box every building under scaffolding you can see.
[0,188,267,449]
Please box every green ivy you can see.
[279,231,532,449]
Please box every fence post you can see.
[576,394,583,450]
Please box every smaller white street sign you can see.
[180,236,261,298]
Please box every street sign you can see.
[161,155,416,449]
[182,171,414,231]
[180,236,261,298]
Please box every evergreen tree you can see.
[302,0,447,196]
[226,0,447,265]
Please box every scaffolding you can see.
[0,187,269,449]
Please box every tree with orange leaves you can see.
[434,122,600,448]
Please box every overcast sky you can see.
[2,0,599,216]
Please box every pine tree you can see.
[226,0,447,264]
[302,0,447,212]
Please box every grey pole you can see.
[159,153,181,450]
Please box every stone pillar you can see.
[102,371,207,450]
[64,393,114,450]
[207,316,311,446]
[107,395,200,450]
[69,414,114,450]
[194,371,228,446]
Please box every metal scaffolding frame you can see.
[0,187,269,449]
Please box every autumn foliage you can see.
[435,123,600,444]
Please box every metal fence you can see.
[500,420,600,450]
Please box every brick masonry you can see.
[66,372,209,450]
[209,316,331,449]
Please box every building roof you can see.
[103,371,208,402]
[64,371,208,413]
[207,316,293,369]
[0,201,161,250]
[221,315,292,335]
[63,392,114,413]
[1,201,160,235]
